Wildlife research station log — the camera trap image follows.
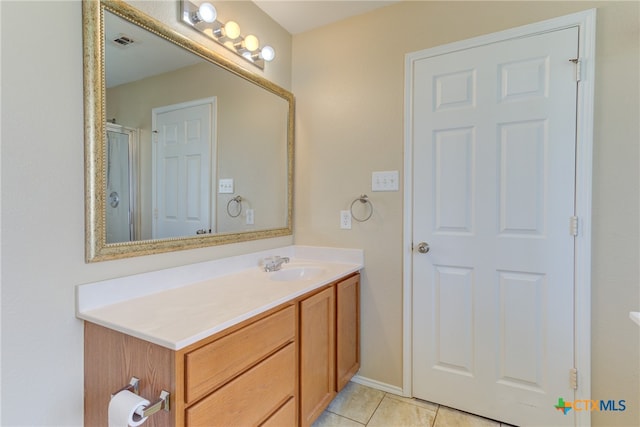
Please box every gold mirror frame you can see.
[83,0,294,262]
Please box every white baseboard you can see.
[351,374,406,397]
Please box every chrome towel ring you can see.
[226,195,242,217]
[350,194,373,222]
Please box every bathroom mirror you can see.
[84,0,294,262]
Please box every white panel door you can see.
[411,27,578,426]
[153,101,213,238]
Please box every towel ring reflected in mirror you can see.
[350,194,373,222]
[226,196,243,218]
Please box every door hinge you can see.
[153,208,158,219]
[570,368,578,390]
[569,216,579,236]
[570,58,582,82]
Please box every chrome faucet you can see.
[263,256,290,272]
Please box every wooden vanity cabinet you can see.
[85,303,297,427]
[84,272,360,427]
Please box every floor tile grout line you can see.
[432,404,441,427]
[364,391,388,426]
[325,409,366,426]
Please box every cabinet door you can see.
[300,286,336,427]
[336,274,360,391]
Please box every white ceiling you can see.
[253,1,399,34]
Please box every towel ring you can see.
[350,194,373,222]
[226,196,242,218]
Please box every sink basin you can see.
[269,267,325,282]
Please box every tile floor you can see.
[313,382,514,427]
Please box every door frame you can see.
[151,97,217,238]
[403,9,596,425]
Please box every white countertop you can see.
[76,246,363,350]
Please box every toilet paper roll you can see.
[108,390,151,427]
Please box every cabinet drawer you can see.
[185,305,295,403]
[261,397,296,427]
[186,342,296,426]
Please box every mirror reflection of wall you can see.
[104,10,289,241]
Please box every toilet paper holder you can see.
[112,377,171,417]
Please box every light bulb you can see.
[260,45,275,62]
[224,21,241,39]
[197,3,217,23]
[243,35,260,52]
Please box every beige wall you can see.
[292,1,639,426]
[0,1,291,425]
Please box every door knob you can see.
[416,242,430,254]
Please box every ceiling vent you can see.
[111,34,135,47]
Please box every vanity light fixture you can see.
[259,45,276,62]
[241,43,275,63]
[236,34,260,53]
[181,1,276,70]
[214,20,241,40]
[192,2,217,24]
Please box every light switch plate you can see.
[372,171,399,191]
[219,178,234,194]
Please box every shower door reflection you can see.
[106,124,139,243]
